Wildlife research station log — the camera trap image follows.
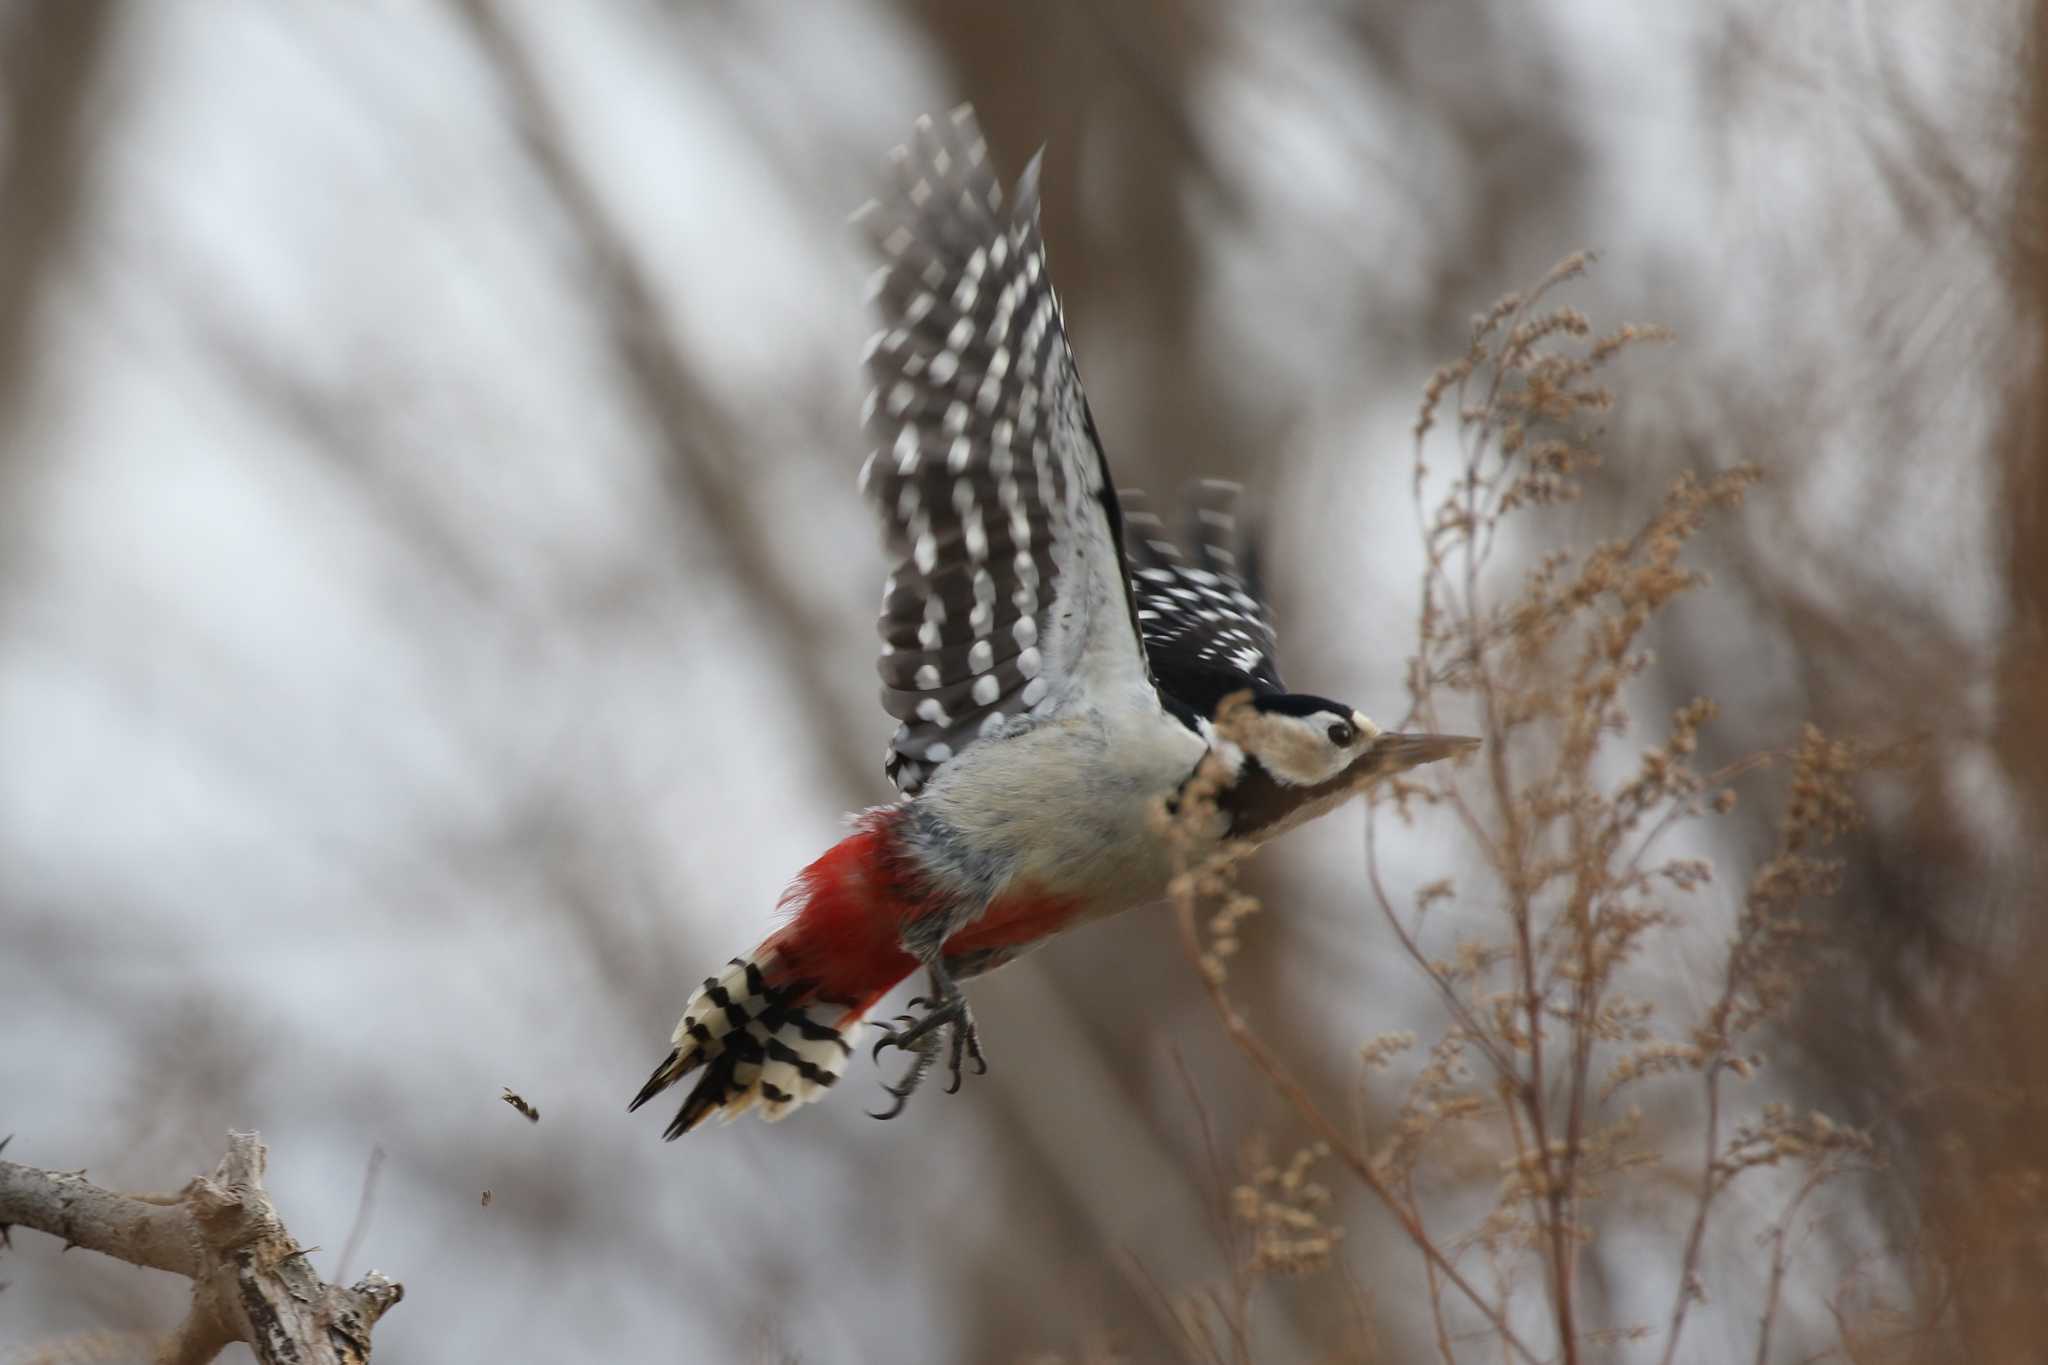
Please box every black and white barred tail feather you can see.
[629,955,859,1139]
[854,104,1153,796]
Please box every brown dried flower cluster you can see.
[1232,1138,1345,1277]
[1158,258,1878,1365]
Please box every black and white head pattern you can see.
[1128,482,1386,792]
[1124,480,1285,724]
[856,106,1154,796]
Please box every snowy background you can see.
[2,3,2037,1362]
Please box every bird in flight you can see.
[632,106,1475,1137]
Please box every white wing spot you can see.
[914,664,940,690]
[948,435,972,472]
[946,317,974,352]
[883,226,913,257]
[930,350,959,385]
[923,741,952,763]
[1018,646,1042,679]
[915,698,950,726]
[971,673,999,705]
[906,292,935,324]
[968,640,994,673]
[1021,676,1049,707]
[1013,617,1037,647]
[979,711,1007,738]
[913,532,938,573]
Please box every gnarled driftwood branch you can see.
[0,1131,402,1364]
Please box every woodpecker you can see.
[631,106,1475,1138]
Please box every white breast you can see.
[918,702,1210,911]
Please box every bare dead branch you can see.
[0,1132,403,1365]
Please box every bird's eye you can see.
[1327,721,1356,747]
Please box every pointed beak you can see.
[1360,731,1481,775]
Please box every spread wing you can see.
[856,106,1157,796]
[1123,480,1285,723]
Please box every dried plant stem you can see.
[1171,895,1546,1365]
[1754,1167,1835,1365]
[1659,1061,1727,1365]
[1412,1174,1462,1365]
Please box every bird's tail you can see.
[628,949,869,1139]
[631,812,925,1137]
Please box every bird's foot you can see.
[867,985,986,1119]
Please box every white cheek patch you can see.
[1247,713,1347,786]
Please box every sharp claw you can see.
[866,975,987,1115]
[945,1026,966,1094]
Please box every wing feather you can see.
[1126,480,1286,722]
[858,107,1155,795]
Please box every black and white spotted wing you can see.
[1123,480,1285,724]
[856,106,1156,796]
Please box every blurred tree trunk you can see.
[0,0,116,583]
[1911,3,2048,1357]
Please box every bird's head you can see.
[1219,692,1381,786]
[1198,690,1478,842]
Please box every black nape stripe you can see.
[1249,692,1350,720]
